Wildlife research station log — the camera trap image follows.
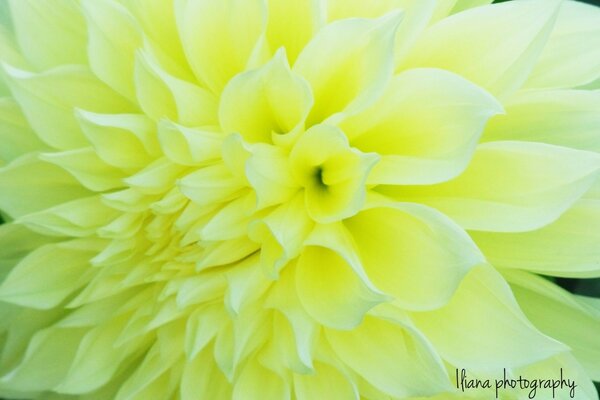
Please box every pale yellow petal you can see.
[267,0,325,64]
[157,121,222,167]
[248,193,313,279]
[483,89,600,152]
[294,11,401,125]
[3,65,133,150]
[232,357,290,400]
[40,148,126,192]
[472,199,600,277]
[0,327,86,392]
[0,98,48,164]
[181,347,231,400]
[345,201,484,310]
[0,223,60,279]
[9,0,87,69]
[296,245,385,330]
[505,269,600,381]
[0,154,91,218]
[82,0,142,100]
[0,239,103,309]
[341,68,502,185]
[176,0,268,93]
[526,0,600,89]
[294,362,358,400]
[404,0,560,99]
[134,49,217,126]
[383,141,600,232]
[77,111,158,170]
[410,267,567,372]
[220,49,313,144]
[246,143,299,209]
[326,314,451,398]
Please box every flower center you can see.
[312,165,328,190]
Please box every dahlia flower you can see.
[0,0,599,398]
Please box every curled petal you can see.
[325,314,451,398]
[220,49,313,144]
[472,199,600,278]
[410,266,567,372]
[404,0,560,98]
[484,89,600,152]
[0,98,48,164]
[134,50,218,126]
[525,1,600,89]
[0,238,104,309]
[82,0,143,101]
[294,11,401,125]
[2,65,133,150]
[266,0,325,64]
[341,68,503,185]
[345,201,484,310]
[383,141,600,232]
[176,0,268,93]
[506,270,600,381]
[9,0,87,69]
[0,154,91,218]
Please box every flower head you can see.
[0,0,600,399]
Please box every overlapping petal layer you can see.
[0,0,599,399]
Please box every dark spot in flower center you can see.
[313,166,328,190]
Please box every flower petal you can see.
[325,314,450,398]
[450,0,493,14]
[176,0,268,93]
[220,49,313,144]
[81,0,142,100]
[0,327,86,392]
[471,199,600,278]
[0,223,60,279]
[345,201,484,310]
[294,11,401,125]
[404,0,560,98]
[0,154,91,218]
[18,195,119,238]
[158,121,222,167]
[294,362,358,400]
[181,347,232,400]
[525,1,600,89]
[40,148,126,192]
[341,68,502,185]
[77,111,158,170]
[326,0,437,66]
[0,98,48,164]
[483,89,600,152]
[134,50,218,126]
[248,193,314,279]
[505,270,600,381]
[266,0,325,64]
[291,124,379,223]
[383,141,600,232]
[246,143,299,210]
[264,263,319,373]
[232,357,290,400]
[124,0,193,79]
[516,353,599,400]
[295,244,386,330]
[2,65,133,150]
[179,164,244,208]
[9,0,87,69]
[0,239,103,309]
[410,266,567,372]
[57,316,149,394]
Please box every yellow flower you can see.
[0,0,599,399]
